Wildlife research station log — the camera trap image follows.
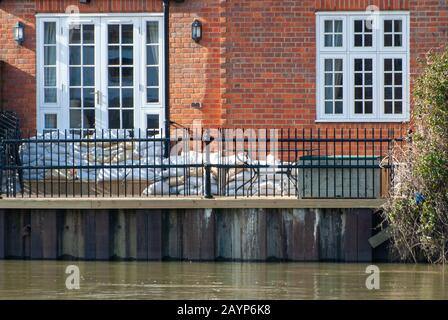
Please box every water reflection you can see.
[0,261,446,300]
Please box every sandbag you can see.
[142,181,170,196]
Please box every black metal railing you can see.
[0,128,404,199]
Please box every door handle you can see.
[91,90,100,105]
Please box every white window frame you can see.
[36,13,165,132]
[318,15,347,52]
[317,54,348,120]
[316,11,410,122]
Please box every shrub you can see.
[383,47,448,263]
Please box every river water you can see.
[0,261,447,299]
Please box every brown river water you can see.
[0,261,447,299]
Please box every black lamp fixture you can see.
[191,19,202,43]
[14,21,25,45]
[79,0,91,3]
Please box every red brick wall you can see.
[222,0,447,130]
[0,0,36,129]
[0,0,447,131]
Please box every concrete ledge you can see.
[0,197,386,210]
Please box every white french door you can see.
[37,15,164,132]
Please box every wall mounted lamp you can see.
[191,19,202,43]
[14,22,25,45]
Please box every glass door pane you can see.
[106,23,135,129]
[68,23,96,130]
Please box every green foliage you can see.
[383,48,448,263]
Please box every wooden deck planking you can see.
[0,198,386,210]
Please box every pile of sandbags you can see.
[20,130,164,183]
[143,151,298,197]
[15,131,300,197]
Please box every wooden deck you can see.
[0,197,385,209]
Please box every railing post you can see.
[203,129,213,199]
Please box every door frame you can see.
[36,13,165,132]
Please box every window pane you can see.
[83,46,94,65]
[44,67,56,86]
[354,34,362,47]
[365,73,372,85]
[364,20,373,32]
[44,88,57,103]
[70,67,81,86]
[394,87,402,99]
[108,67,120,86]
[394,59,402,71]
[70,89,81,108]
[354,59,363,71]
[147,45,159,65]
[324,20,333,33]
[335,87,343,100]
[394,20,402,32]
[335,101,343,114]
[122,47,133,65]
[355,102,363,114]
[147,22,159,44]
[108,110,120,129]
[334,20,342,33]
[44,46,56,65]
[384,59,393,71]
[394,101,403,114]
[325,87,333,99]
[83,110,95,129]
[70,109,82,128]
[122,110,134,129]
[354,20,363,33]
[384,20,393,33]
[334,59,343,71]
[83,67,94,86]
[385,87,393,100]
[384,73,392,86]
[394,73,402,85]
[44,114,57,129]
[122,68,133,86]
[70,46,81,65]
[122,25,133,44]
[385,102,393,114]
[324,35,332,47]
[334,73,343,86]
[325,102,333,114]
[147,67,159,86]
[364,35,372,47]
[147,114,159,129]
[355,87,363,100]
[83,89,95,108]
[147,88,159,103]
[44,22,56,44]
[108,46,120,65]
[394,34,402,47]
[83,25,94,44]
[365,87,373,100]
[324,59,332,71]
[365,59,372,71]
[69,26,81,44]
[334,35,343,47]
[108,25,120,44]
[324,73,332,85]
[122,88,134,108]
[384,34,392,47]
[108,89,120,108]
[365,102,373,114]
[355,73,362,85]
